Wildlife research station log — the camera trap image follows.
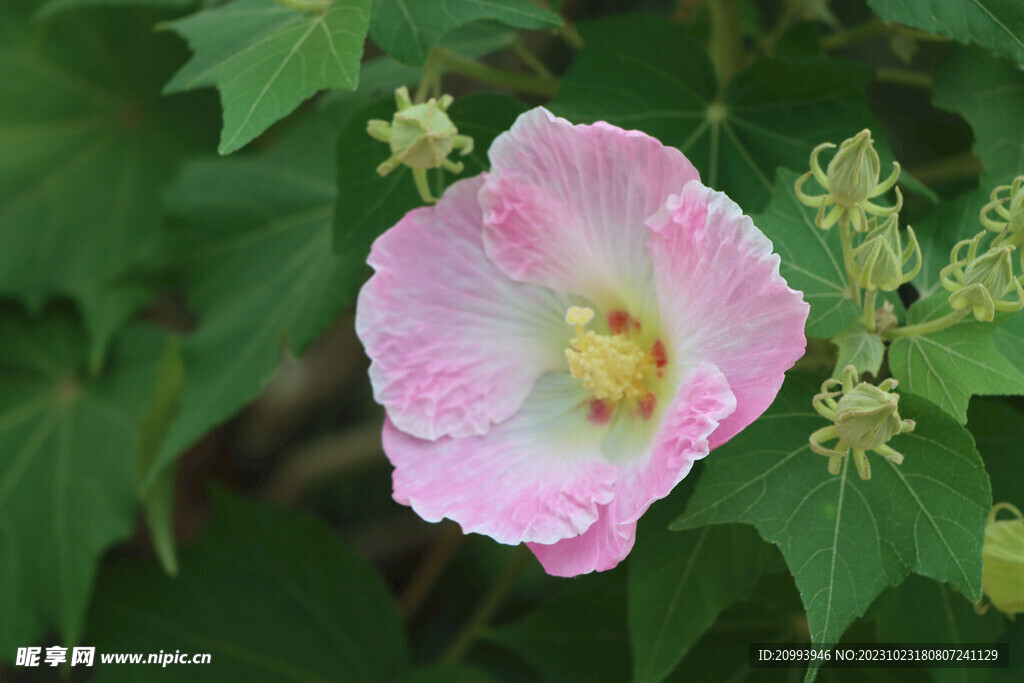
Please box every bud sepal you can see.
[847,214,921,291]
[809,365,915,480]
[940,231,1024,322]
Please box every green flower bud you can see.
[366,86,474,204]
[795,130,901,232]
[964,246,1016,300]
[943,232,1023,321]
[827,129,881,208]
[982,176,1024,251]
[389,97,459,169]
[982,503,1024,617]
[849,215,921,291]
[852,216,901,291]
[941,231,1024,321]
[834,380,914,451]
[809,366,914,480]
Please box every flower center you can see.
[564,307,666,420]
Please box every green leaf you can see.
[867,0,1024,69]
[899,169,942,204]
[659,570,801,683]
[146,106,355,486]
[831,326,885,379]
[889,293,1024,423]
[315,23,522,132]
[35,0,197,20]
[992,618,1024,681]
[164,0,372,154]
[752,170,860,338]
[968,397,1024,508]
[154,90,520,485]
[0,309,168,658]
[550,14,888,212]
[934,46,1024,180]
[440,19,521,58]
[315,55,422,134]
[369,0,562,66]
[85,489,407,682]
[629,488,777,683]
[674,372,991,648]
[334,92,527,255]
[874,574,1004,683]
[910,45,1023,300]
[993,618,1024,681]
[487,570,630,683]
[394,665,500,683]
[0,5,213,366]
[774,21,824,58]
[136,338,185,576]
[992,311,1024,378]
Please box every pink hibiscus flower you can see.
[356,108,808,576]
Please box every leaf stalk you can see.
[269,0,331,12]
[433,48,560,98]
[438,547,531,664]
[883,308,969,340]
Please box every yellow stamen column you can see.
[563,307,655,405]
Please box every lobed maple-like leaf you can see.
[164,0,372,154]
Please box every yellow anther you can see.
[563,307,651,402]
[564,306,659,404]
[566,333,650,402]
[565,306,594,325]
[566,306,595,348]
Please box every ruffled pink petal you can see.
[356,176,575,441]
[383,374,619,546]
[528,363,736,576]
[646,181,808,448]
[479,108,699,313]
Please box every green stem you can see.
[839,222,861,306]
[438,548,531,664]
[399,523,465,621]
[895,26,951,42]
[512,40,555,80]
[261,418,382,504]
[883,308,969,340]
[709,0,742,89]
[820,18,887,51]
[269,0,331,11]
[822,19,949,51]
[433,48,560,98]
[876,67,933,89]
[862,288,878,332]
[414,50,442,104]
[558,22,585,50]
[412,168,436,204]
[760,0,801,55]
